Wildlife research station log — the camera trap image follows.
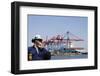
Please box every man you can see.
[28,35,51,60]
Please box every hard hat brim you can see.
[32,39,43,43]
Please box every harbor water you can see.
[51,54,88,60]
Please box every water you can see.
[51,54,88,60]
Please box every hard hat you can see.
[32,35,42,42]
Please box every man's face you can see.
[34,39,43,47]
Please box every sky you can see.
[28,15,88,52]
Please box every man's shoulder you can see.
[42,48,49,53]
[28,46,35,51]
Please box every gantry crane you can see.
[44,31,84,51]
